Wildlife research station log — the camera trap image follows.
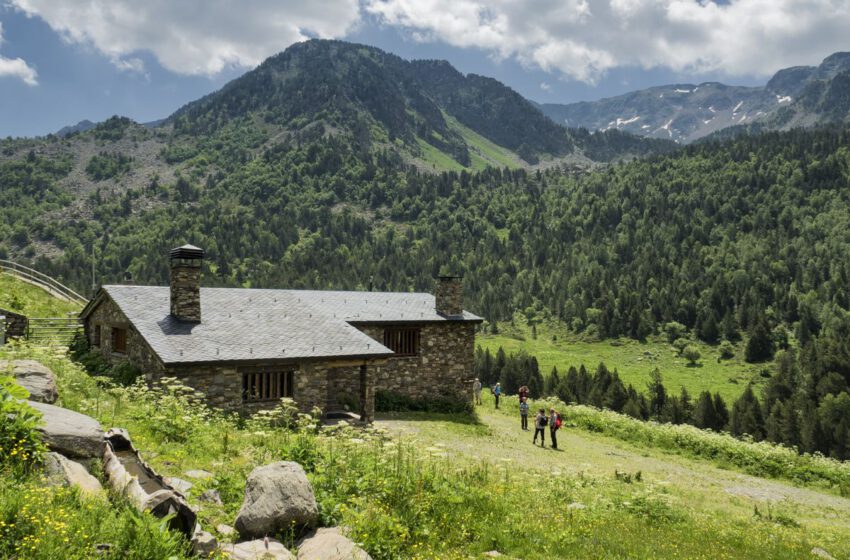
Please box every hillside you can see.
[2,338,849,559]
[0,274,81,318]
[540,52,850,143]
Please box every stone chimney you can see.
[169,244,204,323]
[435,276,463,318]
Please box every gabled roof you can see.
[84,285,481,365]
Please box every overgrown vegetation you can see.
[3,341,847,559]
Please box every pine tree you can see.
[692,391,719,429]
[713,393,730,430]
[646,368,667,419]
[493,347,507,389]
[778,399,800,449]
[745,319,775,363]
[544,366,560,397]
[729,385,765,440]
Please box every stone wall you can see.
[84,296,164,377]
[0,308,28,339]
[357,322,476,404]
[435,277,463,317]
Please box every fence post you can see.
[1,315,5,346]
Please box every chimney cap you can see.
[170,244,205,260]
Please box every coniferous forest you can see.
[3,41,850,461]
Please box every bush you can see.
[683,345,701,365]
[376,389,472,414]
[0,376,45,474]
[718,340,735,360]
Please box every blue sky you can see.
[1,1,846,138]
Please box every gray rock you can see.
[164,476,193,494]
[220,538,295,560]
[216,523,236,537]
[483,552,503,558]
[44,452,103,496]
[235,462,319,539]
[198,489,222,505]
[297,527,372,560]
[811,548,836,560]
[28,401,104,460]
[191,527,218,557]
[185,469,213,479]
[1,360,58,403]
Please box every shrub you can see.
[718,340,735,360]
[683,345,701,365]
[0,375,45,474]
[376,389,473,414]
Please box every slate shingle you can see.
[100,285,481,365]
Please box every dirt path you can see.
[376,406,850,531]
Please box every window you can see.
[111,327,127,354]
[383,327,420,356]
[93,325,101,347]
[242,370,294,402]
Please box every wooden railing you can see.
[26,316,83,346]
[0,259,87,306]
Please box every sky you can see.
[1,0,849,138]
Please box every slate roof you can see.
[89,285,481,365]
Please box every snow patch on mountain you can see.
[776,95,792,103]
[732,101,743,113]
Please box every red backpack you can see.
[554,414,562,429]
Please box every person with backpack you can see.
[518,385,529,402]
[549,407,562,450]
[533,408,548,446]
[493,383,502,409]
[519,397,529,430]
[473,378,482,405]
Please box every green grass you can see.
[413,138,467,172]
[444,115,522,170]
[2,341,849,559]
[0,273,82,318]
[478,318,767,402]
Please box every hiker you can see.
[493,383,502,409]
[518,385,529,401]
[519,397,529,430]
[533,408,547,446]
[473,378,482,405]
[549,407,562,450]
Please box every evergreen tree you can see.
[692,391,719,430]
[729,385,765,440]
[745,320,775,363]
[493,347,507,389]
[713,393,730,430]
[646,369,667,419]
[544,366,560,397]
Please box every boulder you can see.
[811,548,836,560]
[28,401,104,460]
[185,469,213,480]
[235,462,318,538]
[191,526,218,558]
[1,360,58,403]
[220,538,295,560]
[164,476,193,494]
[216,523,237,537]
[297,527,372,560]
[44,452,103,496]
[198,489,223,505]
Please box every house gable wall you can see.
[83,296,165,376]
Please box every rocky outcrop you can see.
[220,538,295,560]
[28,401,103,460]
[297,528,372,560]
[44,452,103,496]
[1,360,58,403]
[235,462,319,538]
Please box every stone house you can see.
[79,245,482,421]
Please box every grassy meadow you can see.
[477,316,768,402]
[0,273,82,318]
[2,339,849,559]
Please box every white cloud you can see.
[365,0,850,83]
[9,0,361,76]
[0,55,38,85]
[540,81,552,92]
[0,22,38,85]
